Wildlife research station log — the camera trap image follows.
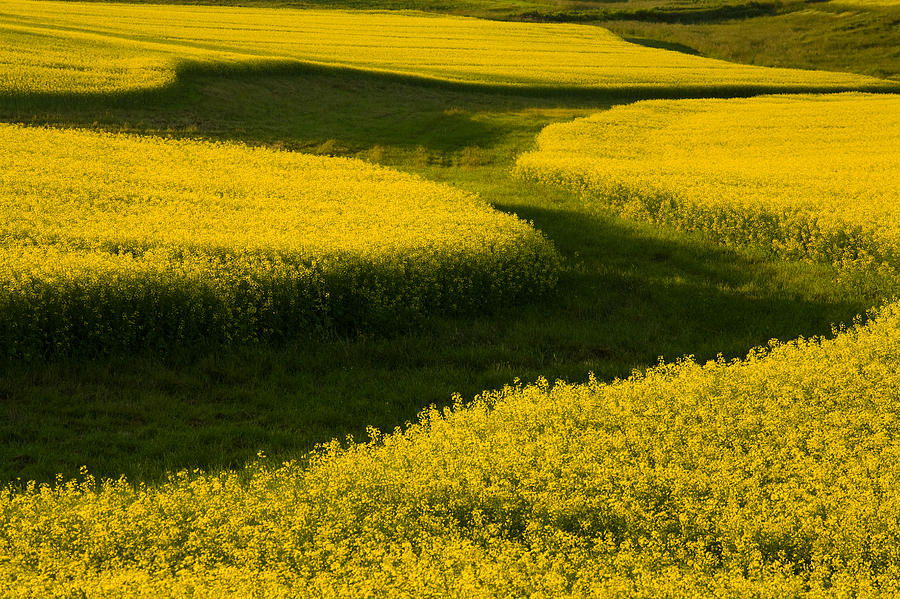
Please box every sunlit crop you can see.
[0,0,893,97]
[0,124,558,356]
[3,300,900,595]
[0,25,173,96]
[516,93,900,270]
[3,1,899,594]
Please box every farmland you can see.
[5,304,900,595]
[1,0,899,594]
[602,1,900,81]
[515,93,900,268]
[0,0,894,95]
[0,124,556,356]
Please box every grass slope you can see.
[2,1,900,592]
[0,0,894,486]
[604,3,900,81]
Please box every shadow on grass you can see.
[514,1,786,24]
[2,59,896,155]
[0,55,888,484]
[0,197,870,484]
[622,36,703,56]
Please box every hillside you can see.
[1,1,899,594]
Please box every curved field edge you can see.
[0,125,559,357]
[514,93,900,274]
[3,301,900,595]
[0,0,896,101]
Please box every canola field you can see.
[4,0,900,595]
[0,0,895,97]
[3,303,900,595]
[516,93,900,269]
[0,21,251,97]
[0,124,558,356]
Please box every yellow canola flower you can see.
[0,0,894,96]
[516,93,900,268]
[0,124,559,356]
[0,24,179,96]
[3,301,900,595]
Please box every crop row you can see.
[516,93,900,271]
[0,124,559,357]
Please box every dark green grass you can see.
[1,63,892,483]
[604,4,900,80]
[0,185,876,483]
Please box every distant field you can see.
[832,0,900,5]
[0,22,240,96]
[603,3,900,82]
[516,93,900,269]
[0,124,558,357]
[0,0,894,95]
[4,300,900,595]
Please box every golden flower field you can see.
[4,303,900,596]
[0,0,895,95]
[1,0,899,595]
[515,93,900,269]
[0,123,557,355]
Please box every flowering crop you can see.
[0,124,558,356]
[3,299,900,595]
[0,0,893,97]
[3,2,899,593]
[516,93,900,270]
[0,24,177,97]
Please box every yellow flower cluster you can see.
[516,93,900,269]
[0,124,558,356]
[0,24,178,97]
[4,301,900,595]
[0,0,893,97]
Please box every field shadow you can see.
[1,59,894,157]
[621,36,703,56]
[0,54,889,484]
[0,196,870,484]
[515,1,785,24]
